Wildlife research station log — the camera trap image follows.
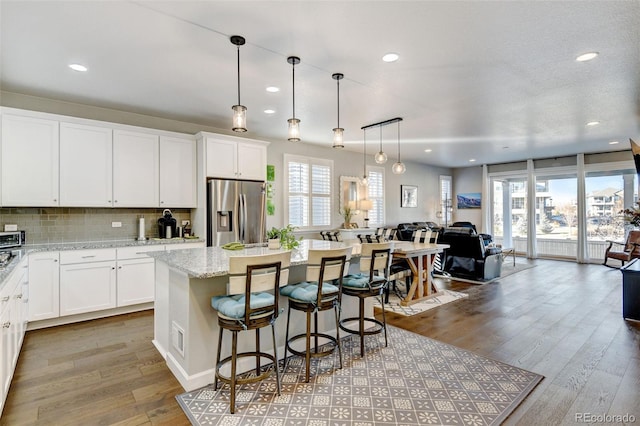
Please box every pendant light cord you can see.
[397,121,401,161]
[236,46,241,105]
[292,63,296,119]
[337,78,340,128]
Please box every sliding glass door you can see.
[491,176,528,253]
[534,174,577,258]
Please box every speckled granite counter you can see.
[0,237,204,291]
[147,239,361,279]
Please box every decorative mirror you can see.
[339,176,365,213]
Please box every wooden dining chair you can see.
[604,230,640,267]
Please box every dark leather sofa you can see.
[439,227,502,281]
[396,222,441,241]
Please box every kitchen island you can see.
[147,239,364,391]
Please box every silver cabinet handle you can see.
[81,255,96,258]
[15,294,22,299]
[2,322,10,328]
[54,259,58,262]
[1,296,9,302]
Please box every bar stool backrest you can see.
[228,251,292,295]
[306,247,352,283]
[359,242,392,279]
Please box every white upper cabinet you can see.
[59,122,113,207]
[203,134,268,181]
[159,136,196,208]
[113,130,159,207]
[1,114,59,206]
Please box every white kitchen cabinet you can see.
[1,257,28,414]
[204,135,268,181]
[28,251,60,321]
[59,249,117,316]
[159,136,196,208]
[113,130,159,207]
[1,114,59,206]
[59,122,113,207]
[115,245,163,307]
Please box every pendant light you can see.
[361,129,369,186]
[374,124,387,164]
[230,35,247,132]
[332,73,344,148]
[391,120,406,174]
[287,56,301,141]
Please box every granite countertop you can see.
[0,237,205,289]
[147,239,362,279]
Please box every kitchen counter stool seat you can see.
[340,242,392,357]
[280,247,352,383]
[210,250,291,414]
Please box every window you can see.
[439,175,452,226]
[285,154,333,229]
[367,167,385,227]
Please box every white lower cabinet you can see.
[1,257,28,415]
[116,245,161,307]
[59,249,117,317]
[28,252,60,321]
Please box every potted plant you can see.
[266,224,301,250]
[339,204,353,229]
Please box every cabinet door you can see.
[237,142,266,181]
[1,303,11,403]
[60,261,116,316]
[28,252,60,321]
[59,122,113,207]
[206,139,237,179]
[113,130,159,207]
[1,114,59,206]
[117,258,155,306]
[160,136,196,208]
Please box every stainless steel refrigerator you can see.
[207,179,266,247]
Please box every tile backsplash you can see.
[0,207,191,245]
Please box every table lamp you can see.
[360,199,373,228]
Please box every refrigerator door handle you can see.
[238,193,247,243]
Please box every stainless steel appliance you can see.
[0,231,24,249]
[207,179,266,247]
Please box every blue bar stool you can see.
[210,250,292,413]
[340,242,392,357]
[280,247,352,382]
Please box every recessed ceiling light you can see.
[469,159,476,163]
[266,86,279,93]
[264,109,275,114]
[586,121,600,126]
[68,63,88,72]
[382,53,399,63]
[609,140,619,145]
[576,52,599,62]
[424,149,432,153]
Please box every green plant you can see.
[339,204,353,224]
[266,224,301,249]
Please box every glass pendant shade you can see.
[374,150,387,164]
[392,161,406,174]
[230,35,247,132]
[232,105,247,132]
[288,118,300,142]
[332,127,344,148]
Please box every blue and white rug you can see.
[176,325,543,425]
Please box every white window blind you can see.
[367,167,385,227]
[285,155,333,229]
[440,175,452,225]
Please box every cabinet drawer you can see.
[117,245,164,260]
[60,248,116,264]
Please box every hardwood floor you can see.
[2,259,639,425]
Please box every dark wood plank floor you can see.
[2,259,639,425]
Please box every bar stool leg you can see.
[283,306,292,371]
[214,327,224,390]
[255,329,261,375]
[333,303,343,369]
[380,294,388,347]
[359,297,366,357]
[271,322,281,395]
[230,330,238,414]
[305,310,312,383]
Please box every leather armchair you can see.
[440,228,503,281]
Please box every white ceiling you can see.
[1,1,639,168]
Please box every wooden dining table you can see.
[391,241,449,306]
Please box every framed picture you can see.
[401,185,418,208]
[457,192,481,209]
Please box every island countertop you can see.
[147,239,361,279]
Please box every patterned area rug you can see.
[434,261,536,285]
[374,289,469,317]
[176,325,543,425]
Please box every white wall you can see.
[452,166,484,230]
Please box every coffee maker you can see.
[157,209,177,238]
